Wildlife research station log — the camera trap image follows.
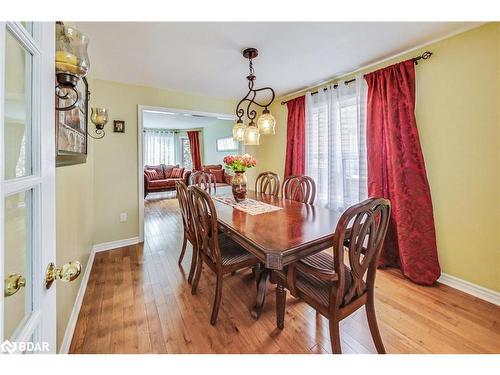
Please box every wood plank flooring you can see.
[69,194,500,354]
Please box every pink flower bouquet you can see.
[223,154,257,172]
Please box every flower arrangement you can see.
[223,154,257,172]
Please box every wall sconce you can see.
[55,22,89,111]
[89,107,108,139]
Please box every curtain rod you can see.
[280,51,433,105]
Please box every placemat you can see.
[213,194,283,216]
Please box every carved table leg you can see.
[251,267,271,320]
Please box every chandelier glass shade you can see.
[256,109,276,135]
[232,120,246,142]
[243,121,260,146]
[233,48,276,145]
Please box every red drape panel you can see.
[284,96,306,177]
[187,131,202,171]
[364,60,440,285]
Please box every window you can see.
[305,75,368,211]
[216,136,239,152]
[180,136,193,170]
[143,128,175,165]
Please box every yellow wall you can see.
[256,23,500,291]
[55,90,95,351]
[91,80,237,244]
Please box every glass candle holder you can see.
[55,23,90,79]
[90,108,108,130]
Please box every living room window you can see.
[143,128,176,165]
[180,136,193,169]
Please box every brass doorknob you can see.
[45,261,82,289]
[4,273,26,297]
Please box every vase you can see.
[231,171,247,202]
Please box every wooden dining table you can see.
[211,187,342,319]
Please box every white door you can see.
[0,22,57,353]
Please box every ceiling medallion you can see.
[233,48,276,146]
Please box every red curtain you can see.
[364,60,440,285]
[284,96,306,177]
[187,131,202,171]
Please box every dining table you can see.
[210,186,342,319]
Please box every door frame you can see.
[137,105,236,242]
[0,21,56,352]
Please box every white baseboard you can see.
[59,236,141,353]
[438,273,500,306]
[91,236,140,253]
[59,246,96,354]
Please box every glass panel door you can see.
[4,28,32,179]
[1,21,57,353]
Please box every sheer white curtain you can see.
[305,73,368,211]
[143,129,176,166]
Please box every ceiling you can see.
[143,110,233,130]
[76,22,480,99]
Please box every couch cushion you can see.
[144,169,159,180]
[164,164,179,178]
[145,165,165,179]
[148,179,169,188]
[165,178,183,188]
[171,167,184,179]
[203,164,222,172]
[209,169,225,183]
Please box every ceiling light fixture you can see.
[233,48,276,145]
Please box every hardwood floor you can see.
[69,196,500,354]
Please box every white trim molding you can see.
[438,273,500,306]
[59,247,96,354]
[91,236,140,253]
[59,236,141,353]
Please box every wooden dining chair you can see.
[282,175,316,204]
[188,185,261,325]
[190,171,217,193]
[275,197,391,354]
[255,171,280,197]
[175,180,198,284]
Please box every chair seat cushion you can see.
[295,251,353,307]
[218,233,257,267]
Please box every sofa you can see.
[144,164,191,197]
[198,164,233,187]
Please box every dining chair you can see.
[175,180,198,284]
[282,175,316,204]
[255,171,280,197]
[188,185,261,325]
[190,171,217,193]
[275,197,391,354]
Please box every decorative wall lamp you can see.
[55,22,90,112]
[89,107,109,139]
[233,48,276,146]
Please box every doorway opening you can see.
[137,106,237,242]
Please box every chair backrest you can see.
[331,198,391,307]
[187,185,221,266]
[175,181,196,241]
[282,175,316,204]
[255,171,280,197]
[190,171,217,193]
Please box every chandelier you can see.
[233,48,276,146]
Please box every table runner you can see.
[213,194,283,216]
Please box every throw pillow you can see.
[145,169,159,180]
[171,167,185,179]
[210,169,224,183]
[164,164,179,178]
